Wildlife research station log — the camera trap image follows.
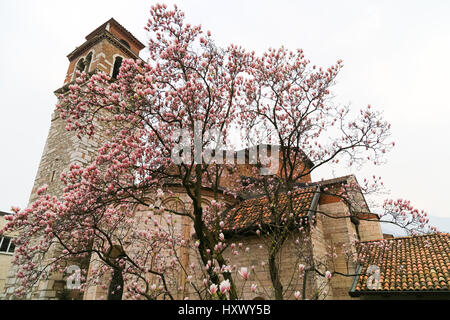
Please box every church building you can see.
[2,19,448,300]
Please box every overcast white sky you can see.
[0,1,449,229]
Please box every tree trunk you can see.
[107,268,124,300]
[192,164,238,299]
[268,251,283,300]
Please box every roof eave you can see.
[67,31,142,62]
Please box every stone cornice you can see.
[67,31,142,62]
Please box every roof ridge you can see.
[311,174,355,186]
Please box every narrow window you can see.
[51,170,56,182]
[8,241,15,253]
[112,56,123,80]
[0,237,10,252]
[75,58,85,73]
[0,236,14,253]
[85,52,93,73]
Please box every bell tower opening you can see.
[112,56,123,79]
[62,18,145,86]
[84,52,93,73]
[75,58,85,73]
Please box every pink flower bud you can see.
[209,284,218,295]
[298,264,305,273]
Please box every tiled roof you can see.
[223,186,318,232]
[352,233,450,295]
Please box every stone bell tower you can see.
[2,19,145,300]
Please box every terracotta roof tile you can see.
[223,186,317,232]
[353,233,450,294]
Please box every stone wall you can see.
[2,109,103,299]
[313,201,359,299]
[222,233,317,300]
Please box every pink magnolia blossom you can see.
[219,279,231,294]
[238,267,249,280]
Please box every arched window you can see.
[85,52,93,73]
[72,58,86,81]
[162,198,186,222]
[119,39,131,49]
[112,56,123,79]
[75,58,85,73]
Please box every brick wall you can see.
[64,37,133,85]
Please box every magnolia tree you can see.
[1,3,438,300]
